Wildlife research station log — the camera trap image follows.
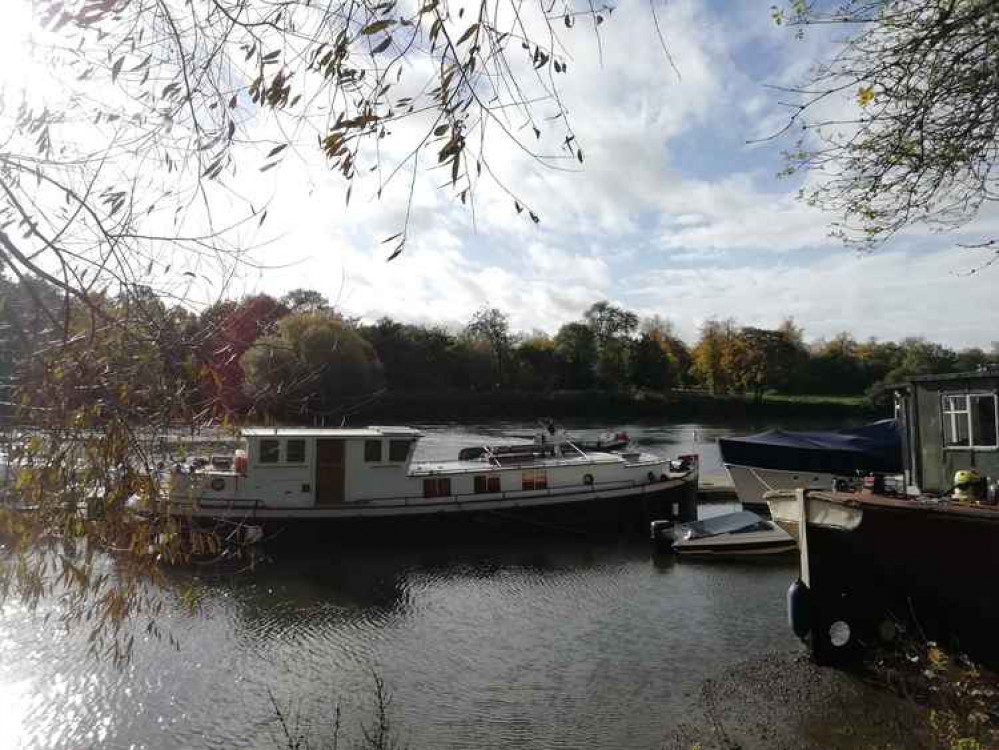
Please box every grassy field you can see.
[758,392,867,407]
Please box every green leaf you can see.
[433,124,448,137]
[371,36,392,54]
[361,20,396,35]
[267,143,288,158]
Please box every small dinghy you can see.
[650,510,796,557]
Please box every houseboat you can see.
[769,369,999,667]
[164,426,698,533]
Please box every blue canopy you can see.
[718,419,901,475]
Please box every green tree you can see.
[584,301,638,390]
[553,323,597,389]
[514,334,561,391]
[465,307,512,388]
[630,333,672,391]
[280,289,330,315]
[241,313,383,418]
[362,318,456,391]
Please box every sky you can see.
[6,0,998,349]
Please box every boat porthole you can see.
[210,477,226,492]
[829,620,851,648]
[583,473,594,486]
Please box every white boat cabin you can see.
[168,426,692,517]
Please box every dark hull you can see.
[204,476,699,547]
[798,493,999,667]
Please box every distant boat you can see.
[718,419,902,508]
[650,510,796,557]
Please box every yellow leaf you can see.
[857,85,875,107]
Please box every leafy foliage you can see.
[775,0,999,255]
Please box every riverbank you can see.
[349,389,879,424]
[671,650,935,749]
[673,643,999,750]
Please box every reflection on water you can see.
[0,424,808,750]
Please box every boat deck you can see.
[807,490,999,521]
[409,451,661,476]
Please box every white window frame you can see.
[941,391,999,451]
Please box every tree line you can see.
[3,276,994,423]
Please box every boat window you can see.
[365,440,383,462]
[259,439,280,464]
[286,439,306,463]
[423,477,452,498]
[473,476,499,493]
[388,440,410,463]
[522,470,548,491]
[943,393,998,448]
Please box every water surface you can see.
[0,422,829,749]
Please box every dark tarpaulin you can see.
[718,419,901,475]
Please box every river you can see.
[0,419,850,749]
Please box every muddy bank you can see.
[667,650,937,750]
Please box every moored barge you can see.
[163,426,699,534]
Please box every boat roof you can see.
[241,426,423,439]
[680,510,765,539]
[887,367,999,389]
[410,451,631,475]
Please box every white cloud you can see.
[629,247,999,349]
[210,0,999,351]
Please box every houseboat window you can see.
[260,439,280,463]
[423,477,452,498]
[473,475,500,493]
[286,439,306,463]
[388,440,410,463]
[522,470,548,491]
[365,440,383,462]
[943,393,998,448]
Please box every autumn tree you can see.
[691,318,739,394]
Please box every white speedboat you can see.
[651,510,796,557]
[161,426,699,531]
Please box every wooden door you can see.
[315,439,346,505]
